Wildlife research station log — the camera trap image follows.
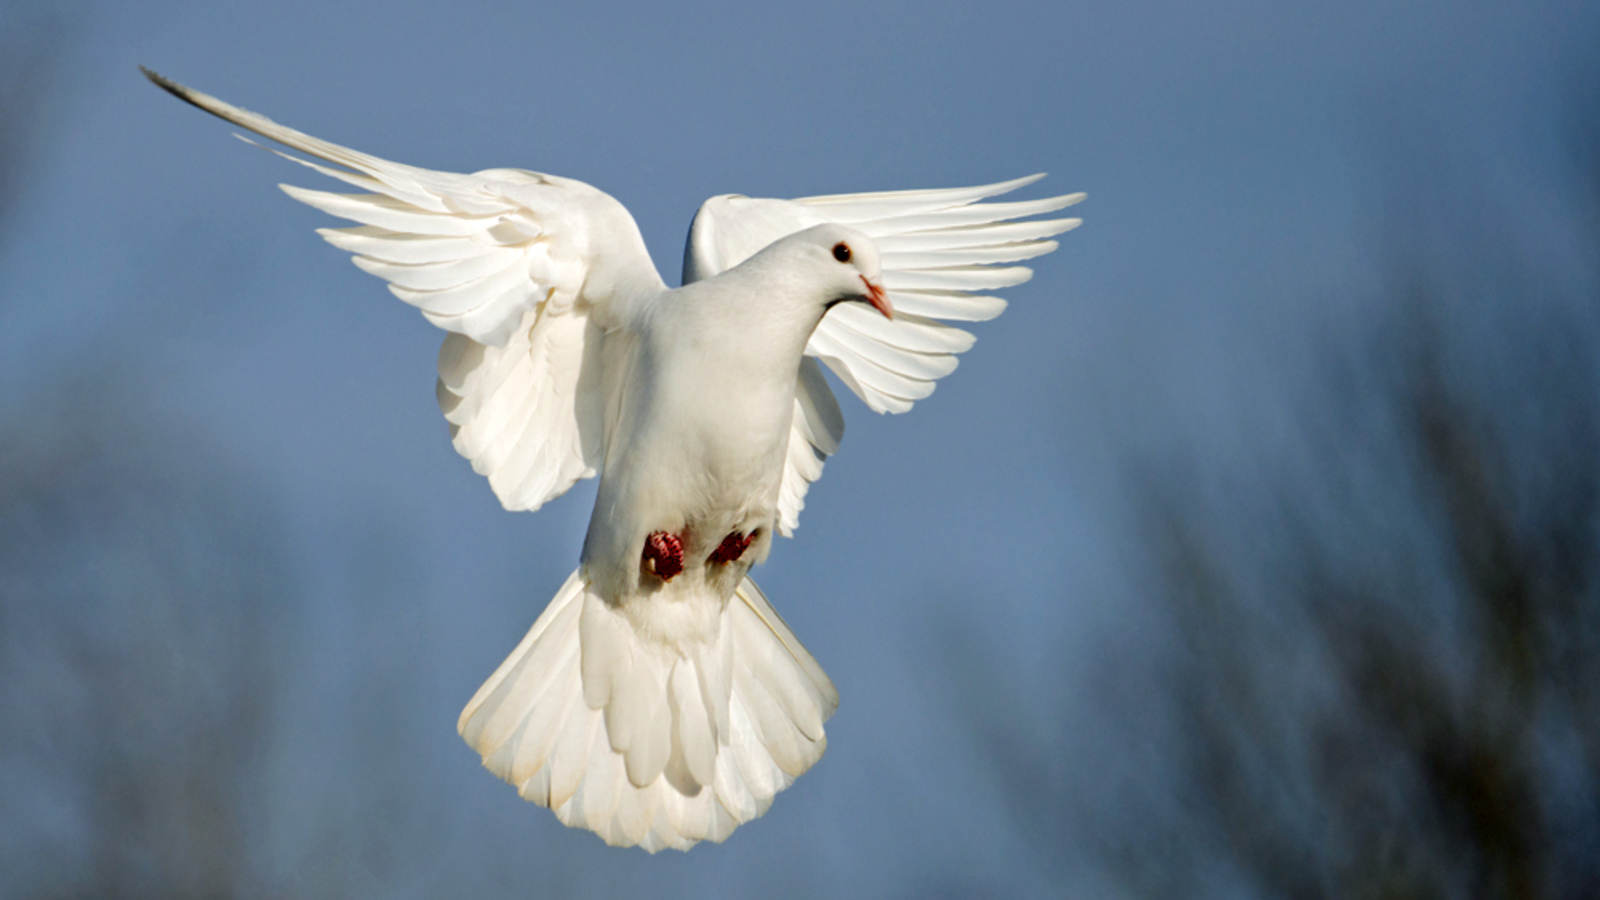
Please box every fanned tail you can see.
[458,568,837,852]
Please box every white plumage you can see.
[145,68,1082,851]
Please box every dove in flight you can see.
[143,68,1082,852]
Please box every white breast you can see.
[579,275,816,609]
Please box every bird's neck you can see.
[664,270,819,366]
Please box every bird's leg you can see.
[708,530,755,565]
[642,530,685,581]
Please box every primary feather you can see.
[145,67,1079,851]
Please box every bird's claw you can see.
[642,531,685,581]
[709,530,754,565]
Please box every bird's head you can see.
[785,224,894,321]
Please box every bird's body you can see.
[145,67,1082,851]
[453,228,890,848]
[585,236,878,606]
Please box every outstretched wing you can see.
[145,70,667,512]
[683,175,1082,534]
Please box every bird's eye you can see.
[832,242,852,263]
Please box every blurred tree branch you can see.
[0,379,289,898]
[0,22,452,893]
[937,69,1600,900]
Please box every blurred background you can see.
[3,0,1599,897]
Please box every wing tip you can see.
[1013,176,1091,210]
[140,66,214,117]
[139,65,176,94]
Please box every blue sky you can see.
[3,0,1597,896]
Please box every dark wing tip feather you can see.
[140,67,261,138]
[141,67,239,129]
[138,67,312,163]
[140,66,198,107]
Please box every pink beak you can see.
[861,275,894,320]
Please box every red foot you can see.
[642,531,684,581]
[709,530,755,565]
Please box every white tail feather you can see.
[458,568,838,851]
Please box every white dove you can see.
[144,68,1083,852]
